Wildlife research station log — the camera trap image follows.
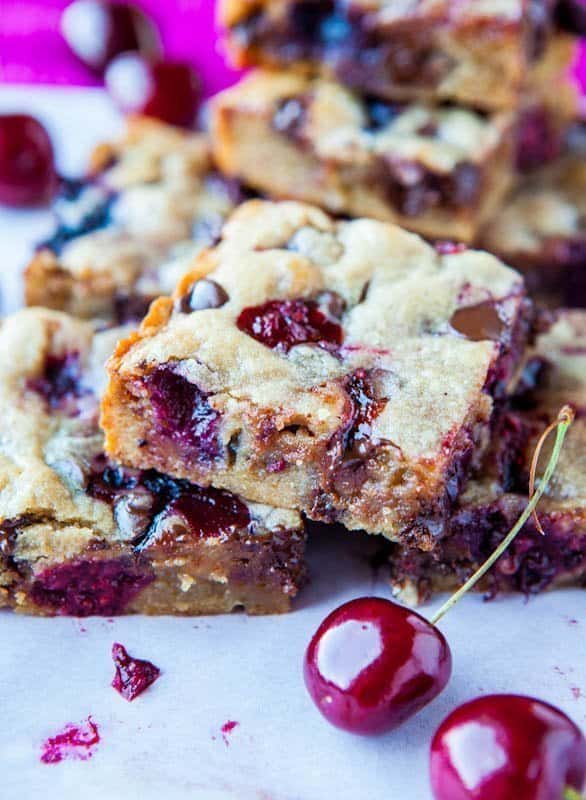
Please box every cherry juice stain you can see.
[111,642,161,701]
[40,717,100,764]
[221,720,239,746]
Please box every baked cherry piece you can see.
[430,694,586,800]
[111,642,161,701]
[303,597,452,735]
[61,0,160,74]
[105,54,200,127]
[0,115,56,207]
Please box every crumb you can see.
[40,717,100,764]
[111,642,161,701]
[221,720,239,746]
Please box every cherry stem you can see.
[564,788,584,800]
[430,405,575,627]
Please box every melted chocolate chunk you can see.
[237,298,344,353]
[176,279,229,313]
[341,369,387,456]
[450,302,505,342]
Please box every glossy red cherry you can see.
[303,597,452,735]
[430,694,586,800]
[0,115,56,207]
[61,0,160,74]
[105,54,200,127]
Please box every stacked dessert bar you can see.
[213,0,582,247]
[0,308,306,615]
[25,118,250,323]
[4,3,585,616]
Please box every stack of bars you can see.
[215,0,585,302]
[1,1,585,618]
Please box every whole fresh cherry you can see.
[61,0,160,74]
[303,597,452,735]
[0,115,56,206]
[430,694,586,800]
[105,54,200,127]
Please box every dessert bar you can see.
[220,0,579,112]
[390,310,586,603]
[102,199,532,544]
[25,118,247,322]
[479,147,586,308]
[0,308,306,616]
[211,71,516,242]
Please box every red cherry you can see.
[303,597,452,735]
[430,694,586,800]
[61,0,160,74]
[105,54,200,127]
[0,115,56,207]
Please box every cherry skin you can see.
[430,694,586,800]
[105,54,200,127]
[61,0,160,74]
[303,597,452,735]
[0,115,56,207]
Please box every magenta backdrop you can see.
[0,0,242,96]
[0,0,584,99]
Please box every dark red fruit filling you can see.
[237,298,344,353]
[146,366,222,463]
[27,352,88,411]
[341,370,386,456]
[61,0,160,74]
[41,717,100,764]
[516,106,561,172]
[111,642,161,701]
[30,558,153,616]
[0,114,56,207]
[105,54,200,127]
[39,178,115,255]
[87,458,251,549]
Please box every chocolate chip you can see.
[177,279,229,313]
[272,97,308,139]
[450,302,505,342]
[316,290,346,321]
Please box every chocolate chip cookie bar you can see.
[0,308,306,616]
[25,118,248,323]
[479,146,586,308]
[390,310,586,602]
[211,71,517,242]
[220,0,579,112]
[102,200,532,544]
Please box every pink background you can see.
[0,0,584,98]
[0,0,242,96]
